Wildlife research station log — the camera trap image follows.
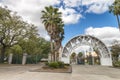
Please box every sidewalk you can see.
[0,64,120,80]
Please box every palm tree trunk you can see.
[116,15,120,30]
[53,45,56,62]
[54,51,56,62]
[50,38,53,62]
[57,43,61,61]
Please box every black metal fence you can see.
[12,54,42,64]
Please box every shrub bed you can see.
[49,62,59,68]
[113,61,120,67]
[45,61,65,68]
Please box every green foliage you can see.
[111,44,120,57]
[47,61,65,68]
[71,52,76,59]
[0,6,52,63]
[0,7,38,47]
[48,62,59,68]
[45,62,49,66]
[9,37,50,64]
[109,0,120,15]
[18,37,50,64]
[18,37,50,55]
[9,45,23,64]
[10,45,22,54]
[0,6,38,62]
[113,61,120,67]
[57,61,65,68]
[109,0,120,30]
[111,41,120,62]
[64,64,70,66]
[41,6,64,62]
[78,52,83,57]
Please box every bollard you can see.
[8,53,13,64]
[22,53,27,65]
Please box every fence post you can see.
[8,53,13,64]
[48,53,51,62]
[22,53,27,65]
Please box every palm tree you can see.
[78,52,83,57]
[54,20,64,61]
[70,52,76,64]
[41,6,63,61]
[54,19,64,48]
[109,0,120,30]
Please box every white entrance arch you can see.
[60,35,112,66]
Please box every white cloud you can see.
[83,0,115,14]
[60,0,115,24]
[0,0,83,39]
[61,0,83,24]
[64,0,82,8]
[0,0,61,40]
[85,3,108,14]
[0,0,116,40]
[85,27,120,46]
[59,7,82,24]
[63,0,114,14]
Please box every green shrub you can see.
[113,61,120,67]
[45,62,49,66]
[48,62,59,68]
[57,61,65,68]
[64,64,70,66]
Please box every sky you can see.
[0,0,120,47]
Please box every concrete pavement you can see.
[0,64,120,80]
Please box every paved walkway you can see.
[0,64,120,80]
[72,65,120,80]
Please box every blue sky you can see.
[62,11,118,46]
[0,0,120,46]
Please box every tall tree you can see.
[71,52,76,59]
[54,19,64,61]
[78,52,83,58]
[41,6,64,61]
[70,52,76,64]
[109,0,120,30]
[111,40,120,62]
[0,7,38,63]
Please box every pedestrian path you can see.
[0,64,120,80]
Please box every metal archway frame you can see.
[60,35,112,66]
